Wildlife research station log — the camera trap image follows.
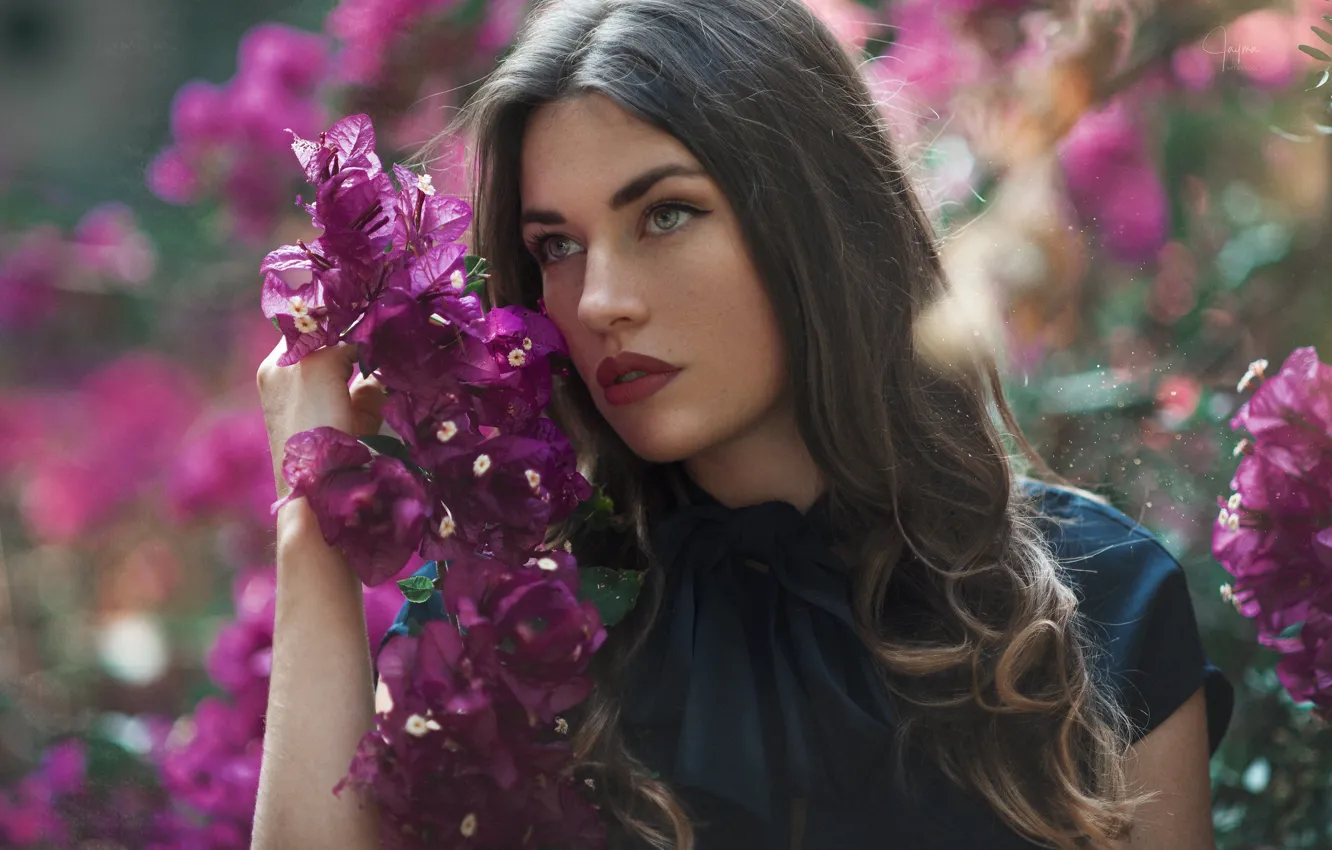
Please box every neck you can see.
[682,398,825,512]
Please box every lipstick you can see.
[596,352,681,407]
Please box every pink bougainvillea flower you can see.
[307,454,432,587]
[391,163,473,255]
[1230,347,1332,481]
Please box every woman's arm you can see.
[251,498,382,850]
[1121,687,1217,850]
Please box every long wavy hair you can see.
[437,0,1152,846]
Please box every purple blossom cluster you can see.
[0,737,172,847]
[147,24,330,241]
[263,114,608,846]
[1214,347,1332,719]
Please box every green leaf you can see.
[397,575,436,604]
[572,486,618,530]
[1299,44,1332,62]
[578,566,646,628]
[464,254,489,275]
[358,434,413,463]
[270,316,281,332]
[462,280,487,297]
[1313,25,1332,46]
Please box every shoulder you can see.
[1017,478,1183,621]
[1016,478,1234,752]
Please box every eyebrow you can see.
[520,163,708,226]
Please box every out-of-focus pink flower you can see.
[476,0,529,54]
[168,408,276,528]
[327,0,462,86]
[148,24,330,242]
[17,353,202,543]
[0,225,63,327]
[146,148,201,205]
[72,203,158,287]
[1057,96,1168,265]
[870,1,990,107]
[1155,374,1203,429]
[800,0,880,51]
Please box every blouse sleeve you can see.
[373,560,445,688]
[1035,486,1235,755]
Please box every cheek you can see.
[541,283,597,378]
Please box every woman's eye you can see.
[646,203,700,235]
[525,202,705,266]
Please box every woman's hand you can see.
[255,340,388,499]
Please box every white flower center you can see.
[1227,493,1241,511]
[405,714,430,737]
[473,454,492,477]
[450,269,465,290]
[294,315,319,334]
[554,717,569,735]
[417,174,436,196]
[508,349,527,367]
[460,813,477,838]
[436,420,458,443]
[522,337,533,351]
[525,469,541,490]
[537,557,558,571]
[438,514,456,538]
[287,295,309,317]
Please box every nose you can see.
[576,247,649,334]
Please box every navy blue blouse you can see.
[380,478,1233,849]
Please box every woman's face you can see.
[519,93,790,464]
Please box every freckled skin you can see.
[519,94,793,472]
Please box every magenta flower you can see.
[325,0,460,86]
[274,426,373,507]
[71,203,157,287]
[159,698,263,836]
[428,435,587,561]
[340,619,604,850]
[1057,96,1169,265]
[391,163,473,255]
[1230,347,1332,481]
[1216,348,1332,720]
[0,224,63,327]
[168,408,276,528]
[260,270,336,367]
[309,455,432,587]
[445,550,606,724]
[148,23,330,241]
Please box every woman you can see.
[254,0,1233,848]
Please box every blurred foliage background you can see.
[0,0,1330,846]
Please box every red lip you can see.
[595,352,680,389]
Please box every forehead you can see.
[520,93,700,202]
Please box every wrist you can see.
[276,497,323,551]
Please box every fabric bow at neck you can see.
[620,488,897,824]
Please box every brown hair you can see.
[434,0,1151,845]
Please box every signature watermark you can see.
[1202,25,1260,73]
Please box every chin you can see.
[605,409,713,465]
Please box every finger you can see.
[349,372,387,410]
